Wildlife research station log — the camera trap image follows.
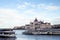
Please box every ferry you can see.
[0,28,16,38]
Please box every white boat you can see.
[0,28,16,38]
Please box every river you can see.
[0,30,60,40]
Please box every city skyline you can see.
[0,0,60,28]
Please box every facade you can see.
[25,18,51,30]
[23,18,60,35]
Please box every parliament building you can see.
[25,18,51,31]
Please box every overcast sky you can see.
[0,0,60,28]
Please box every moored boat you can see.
[0,28,16,38]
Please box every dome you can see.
[34,18,38,22]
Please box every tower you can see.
[34,18,38,22]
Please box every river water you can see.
[0,30,60,40]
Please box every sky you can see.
[0,0,60,28]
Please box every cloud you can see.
[17,4,26,9]
[0,8,17,28]
[17,2,60,10]
[0,8,27,28]
[17,2,30,9]
[51,18,60,25]
[37,4,60,10]
[1,3,59,28]
[45,6,60,10]
[23,9,51,22]
[0,8,55,28]
[24,9,36,14]
[31,5,36,8]
[0,8,38,28]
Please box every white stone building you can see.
[25,18,51,30]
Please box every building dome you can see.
[34,18,38,22]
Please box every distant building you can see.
[14,26,25,30]
[25,18,51,30]
[52,24,60,29]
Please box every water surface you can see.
[0,30,60,40]
[15,30,60,40]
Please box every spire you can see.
[34,18,38,22]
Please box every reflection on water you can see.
[0,38,16,40]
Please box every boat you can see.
[23,29,60,35]
[0,28,16,38]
